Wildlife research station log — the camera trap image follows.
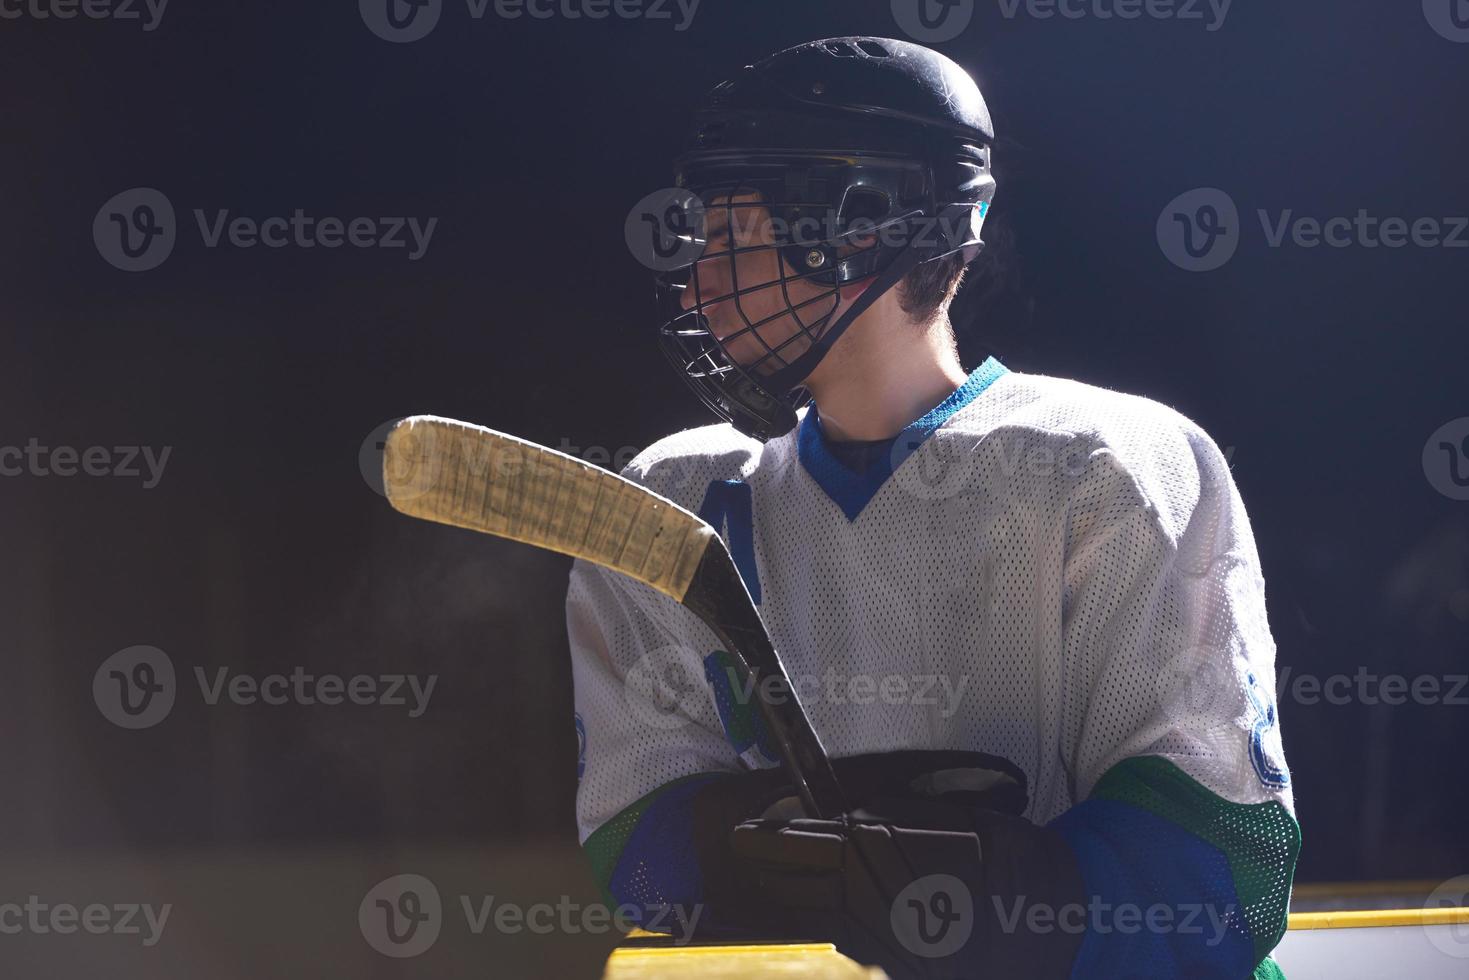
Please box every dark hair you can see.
[896,251,969,324]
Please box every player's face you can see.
[681,191,833,377]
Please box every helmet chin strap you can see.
[761,219,967,402]
[711,246,921,443]
[716,207,985,442]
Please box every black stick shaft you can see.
[681,543,849,819]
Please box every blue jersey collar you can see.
[797,357,1008,522]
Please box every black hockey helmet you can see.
[654,37,996,442]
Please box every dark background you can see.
[3,0,1467,976]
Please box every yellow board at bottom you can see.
[605,906,1469,978]
[604,940,888,980]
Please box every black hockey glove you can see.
[717,752,1085,980]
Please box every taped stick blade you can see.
[382,416,715,602]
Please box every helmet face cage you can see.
[655,152,941,440]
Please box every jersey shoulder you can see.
[618,418,795,512]
[957,369,1236,545]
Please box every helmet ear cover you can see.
[772,184,918,286]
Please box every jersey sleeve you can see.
[567,453,784,920]
[1048,419,1300,979]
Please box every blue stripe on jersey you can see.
[605,774,725,920]
[697,479,762,605]
[798,356,1009,521]
[703,650,781,768]
[1050,798,1255,980]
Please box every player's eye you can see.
[705,222,732,252]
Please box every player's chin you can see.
[715,334,773,372]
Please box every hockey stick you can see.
[381,415,848,819]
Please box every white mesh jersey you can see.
[567,358,1293,842]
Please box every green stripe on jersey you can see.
[1253,956,1287,980]
[581,773,713,907]
[1091,756,1302,964]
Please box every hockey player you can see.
[568,37,1298,979]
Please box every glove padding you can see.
[722,762,1084,979]
[733,799,987,978]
